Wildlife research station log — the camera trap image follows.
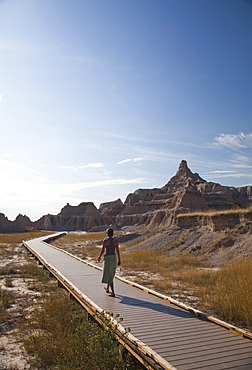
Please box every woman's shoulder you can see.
[103,237,117,245]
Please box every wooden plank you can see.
[167,345,252,363]
[121,313,202,324]
[139,327,249,344]
[130,322,228,337]
[133,328,231,343]
[152,340,250,356]
[173,351,252,369]
[178,357,252,370]
[154,338,250,355]
[210,364,252,370]
[138,328,240,345]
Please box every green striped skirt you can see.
[102,255,117,284]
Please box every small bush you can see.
[23,291,143,370]
[0,287,13,309]
[0,287,13,322]
[0,266,18,275]
[5,277,13,287]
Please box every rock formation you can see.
[0,160,251,233]
[113,160,252,230]
[99,199,125,216]
[0,213,33,233]
[34,202,113,232]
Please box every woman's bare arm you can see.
[115,242,121,265]
[98,241,106,262]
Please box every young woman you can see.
[98,228,121,297]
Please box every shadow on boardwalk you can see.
[117,295,202,320]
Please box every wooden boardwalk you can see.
[23,233,252,370]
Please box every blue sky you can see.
[1,0,252,221]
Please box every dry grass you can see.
[177,206,252,218]
[196,259,252,330]
[0,231,52,244]
[121,250,209,305]
[121,250,206,274]
[53,231,105,245]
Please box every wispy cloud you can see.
[0,153,49,182]
[94,131,154,143]
[58,163,104,171]
[208,170,236,174]
[229,154,252,168]
[203,154,252,182]
[117,159,131,165]
[61,54,105,66]
[87,162,104,168]
[214,133,252,149]
[1,177,149,201]
[136,148,183,163]
[117,157,143,165]
[204,172,251,179]
[0,146,150,219]
[57,177,148,192]
[0,36,105,69]
[0,37,49,56]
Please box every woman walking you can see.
[98,228,121,297]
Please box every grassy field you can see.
[0,230,52,244]
[53,231,252,332]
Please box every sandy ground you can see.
[0,245,39,370]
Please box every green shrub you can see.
[23,291,143,370]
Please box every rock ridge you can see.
[0,160,251,233]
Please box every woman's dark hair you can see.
[106,228,113,237]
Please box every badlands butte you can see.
[1,160,252,265]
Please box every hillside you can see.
[124,208,252,266]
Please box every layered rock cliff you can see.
[113,160,252,230]
[34,202,113,232]
[1,160,251,233]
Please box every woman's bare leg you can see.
[109,282,115,296]
[104,284,109,292]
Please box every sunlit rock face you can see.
[113,160,252,229]
[1,160,251,232]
